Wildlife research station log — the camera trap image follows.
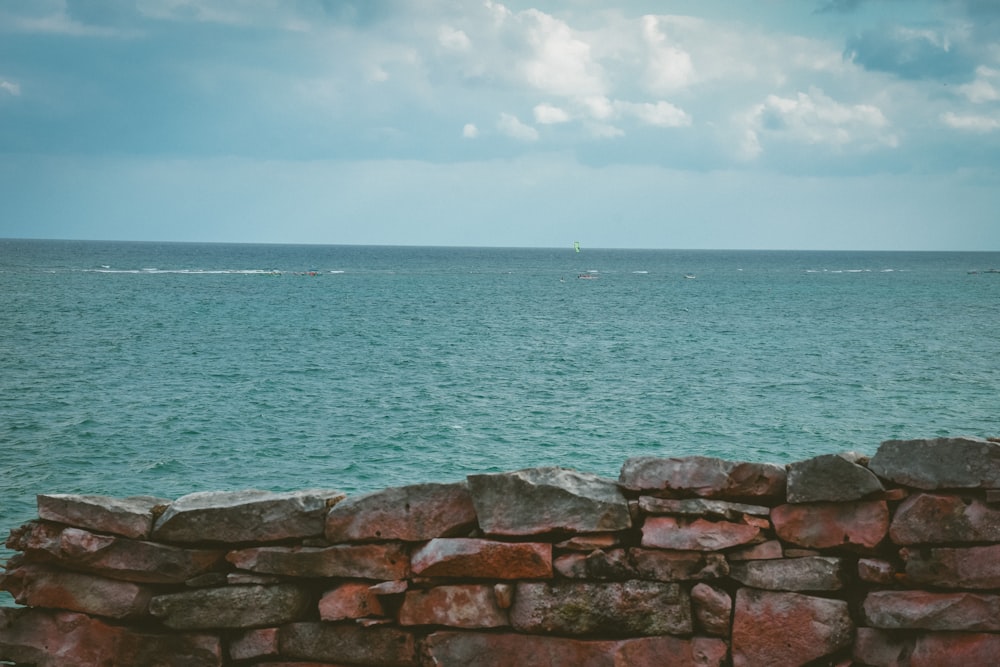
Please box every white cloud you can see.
[958,66,1000,103]
[743,88,897,156]
[463,123,479,138]
[1,80,20,96]
[439,26,471,51]
[511,7,606,98]
[534,103,570,124]
[941,111,1000,132]
[498,112,539,141]
[616,100,691,127]
[640,15,696,93]
[586,122,625,139]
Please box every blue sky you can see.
[1,0,998,250]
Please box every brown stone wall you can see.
[2,436,1000,666]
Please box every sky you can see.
[1,0,999,250]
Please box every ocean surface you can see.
[2,239,999,566]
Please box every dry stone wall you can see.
[2,436,1000,666]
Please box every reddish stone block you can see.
[2,562,153,619]
[854,628,1000,667]
[5,521,224,584]
[227,542,409,580]
[771,500,888,551]
[727,539,783,561]
[398,584,509,628]
[641,516,760,551]
[890,492,1000,544]
[901,544,1000,589]
[732,588,853,667]
[620,455,786,500]
[410,538,551,579]
[318,583,385,621]
[863,590,1000,631]
[691,582,732,636]
[37,493,168,539]
[324,482,476,542]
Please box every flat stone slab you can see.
[467,467,631,536]
[37,494,169,539]
[638,496,771,519]
[732,588,853,667]
[891,493,1000,544]
[863,590,1000,631]
[854,628,1000,667]
[511,580,692,636]
[5,521,224,584]
[152,489,345,544]
[901,544,1000,589]
[410,538,552,579]
[423,632,726,667]
[1,562,153,619]
[729,556,846,591]
[785,453,883,503]
[771,500,888,551]
[869,437,1000,489]
[149,584,309,630]
[620,456,786,500]
[325,481,476,542]
[398,584,509,628]
[318,583,385,621]
[227,542,409,580]
[278,623,417,666]
[641,516,760,551]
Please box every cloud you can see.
[615,100,691,128]
[0,80,20,96]
[958,66,1000,103]
[497,112,538,141]
[534,103,570,124]
[640,15,696,93]
[438,25,470,51]
[462,123,479,138]
[742,87,897,158]
[941,111,1000,132]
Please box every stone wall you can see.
[2,436,1000,666]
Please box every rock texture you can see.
[4,436,1000,666]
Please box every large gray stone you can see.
[467,467,631,537]
[227,542,409,580]
[785,453,883,503]
[149,584,309,629]
[152,489,345,544]
[511,580,692,636]
[728,556,847,591]
[325,481,476,542]
[869,437,1000,489]
[891,493,1000,544]
[902,544,1000,589]
[863,590,1000,631]
[620,456,786,500]
[37,494,169,539]
[279,623,417,666]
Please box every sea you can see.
[2,239,999,582]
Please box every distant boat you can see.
[574,241,580,253]
[684,274,696,279]
[578,273,598,279]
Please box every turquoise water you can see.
[2,240,999,546]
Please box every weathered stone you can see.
[731,588,853,667]
[227,542,409,580]
[0,607,222,667]
[423,632,726,667]
[229,627,279,662]
[729,556,846,591]
[467,467,631,536]
[726,540,783,561]
[511,580,692,636]
[324,481,476,542]
[691,582,732,636]
[863,590,1000,631]
[279,623,417,666]
[771,500,888,551]
[1,562,153,619]
[5,521,224,584]
[37,493,168,539]
[554,533,621,551]
[869,436,1000,489]
[786,453,884,503]
[318,583,385,621]
[631,549,729,582]
[641,516,760,551]
[854,628,1000,667]
[858,557,896,584]
[410,538,551,579]
[902,544,1000,589]
[494,583,513,609]
[153,489,345,544]
[398,584,508,628]
[638,496,771,519]
[620,455,786,500]
[890,492,1000,544]
[370,579,408,595]
[554,549,636,580]
[149,584,309,629]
